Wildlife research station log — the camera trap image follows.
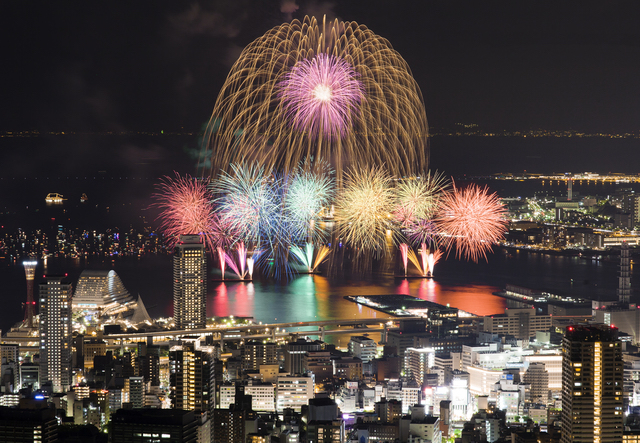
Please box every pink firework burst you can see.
[153,173,217,253]
[278,53,365,139]
[436,183,508,262]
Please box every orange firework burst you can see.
[436,183,507,262]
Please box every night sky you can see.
[2,0,640,177]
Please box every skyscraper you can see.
[561,325,623,443]
[169,342,214,413]
[39,276,72,393]
[173,235,207,330]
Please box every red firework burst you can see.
[153,173,218,252]
[436,183,507,262]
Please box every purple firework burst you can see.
[278,53,365,139]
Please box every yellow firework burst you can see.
[202,15,428,180]
[334,166,396,254]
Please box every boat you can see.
[80,193,88,203]
[45,193,65,203]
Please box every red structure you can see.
[23,260,37,328]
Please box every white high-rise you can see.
[173,235,207,329]
[39,276,72,393]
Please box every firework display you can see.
[334,166,396,255]
[153,173,217,251]
[202,15,428,180]
[436,183,508,262]
[279,53,364,139]
[394,172,448,226]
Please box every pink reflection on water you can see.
[211,282,228,317]
[396,279,410,295]
[413,279,506,316]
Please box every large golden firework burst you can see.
[201,15,429,181]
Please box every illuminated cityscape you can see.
[1,2,640,443]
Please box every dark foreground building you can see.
[0,402,58,443]
[110,409,197,443]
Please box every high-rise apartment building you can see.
[169,342,214,413]
[523,362,549,404]
[39,276,72,393]
[173,235,207,330]
[561,325,624,443]
[242,341,277,371]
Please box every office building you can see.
[276,375,314,412]
[173,235,207,330]
[348,335,377,363]
[483,307,552,339]
[561,325,624,443]
[284,338,323,374]
[39,275,72,393]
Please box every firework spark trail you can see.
[312,245,331,271]
[202,15,428,181]
[406,248,424,276]
[217,247,226,279]
[278,53,364,139]
[394,172,449,226]
[427,249,442,276]
[407,219,438,247]
[285,168,335,242]
[420,243,429,275]
[237,241,247,277]
[399,243,409,276]
[153,173,216,252]
[334,166,396,254]
[214,164,304,278]
[436,183,508,262]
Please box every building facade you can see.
[39,276,72,393]
[173,235,207,330]
[561,325,624,443]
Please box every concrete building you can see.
[483,307,552,339]
[242,341,277,371]
[284,338,323,375]
[523,362,549,404]
[348,335,377,363]
[39,275,72,393]
[173,235,207,330]
[276,375,313,412]
[561,325,624,443]
[404,347,435,384]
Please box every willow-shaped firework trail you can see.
[202,15,428,180]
